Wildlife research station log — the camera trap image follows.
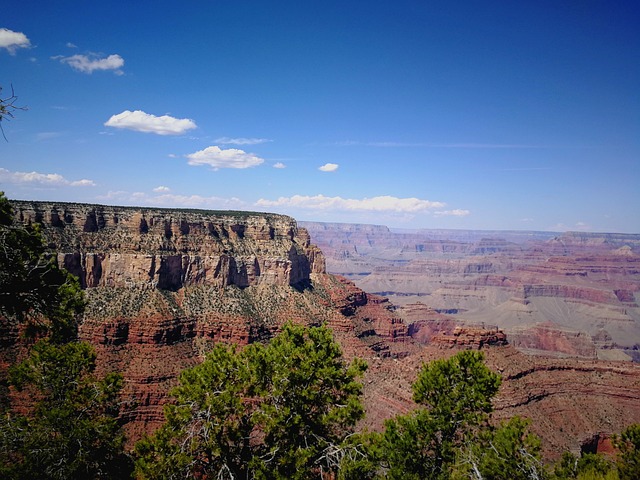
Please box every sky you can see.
[1,1,639,233]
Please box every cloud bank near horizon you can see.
[0,167,95,187]
[256,194,447,213]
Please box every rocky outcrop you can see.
[488,348,640,459]
[431,325,508,349]
[581,432,617,457]
[13,200,325,290]
[358,344,640,461]
[508,324,598,358]
[7,201,408,444]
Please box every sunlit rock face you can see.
[8,200,406,443]
[13,201,325,289]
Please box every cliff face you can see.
[7,201,406,443]
[358,344,640,461]
[13,201,325,290]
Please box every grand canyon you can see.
[4,200,640,461]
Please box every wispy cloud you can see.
[186,146,264,170]
[0,167,95,187]
[147,193,247,209]
[550,221,592,232]
[54,53,124,74]
[318,163,339,172]
[433,209,470,217]
[153,185,170,193]
[214,137,271,145]
[97,190,247,210]
[105,110,197,135]
[334,140,545,149]
[256,194,445,213]
[273,162,286,169]
[0,28,30,55]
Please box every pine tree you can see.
[134,323,367,480]
[378,350,501,480]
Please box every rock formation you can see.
[301,221,640,360]
[6,201,408,443]
[4,203,640,460]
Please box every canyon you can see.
[301,221,640,362]
[3,201,640,461]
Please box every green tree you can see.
[553,451,618,480]
[0,340,129,479]
[134,323,367,479]
[0,192,84,343]
[614,424,640,480]
[378,350,502,480]
[134,343,255,479]
[0,193,130,478]
[453,416,547,480]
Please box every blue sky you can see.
[1,1,638,233]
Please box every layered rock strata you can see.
[7,201,407,442]
[359,344,640,461]
[302,221,640,360]
[13,201,325,289]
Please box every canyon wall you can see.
[301,221,640,361]
[14,201,325,290]
[4,203,640,460]
[7,201,407,442]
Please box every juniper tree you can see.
[377,350,502,480]
[0,193,129,478]
[134,323,367,480]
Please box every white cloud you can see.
[256,194,445,213]
[147,193,247,209]
[97,190,129,201]
[186,146,264,170]
[0,167,95,187]
[549,221,592,232]
[214,137,271,145]
[319,163,339,172]
[105,110,197,135]
[433,209,470,217]
[273,162,286,169]
[97,190,247,210]
[56,53,124,74]
[0,28,30,54]
[66,42,77,48]
[153,185,170,193]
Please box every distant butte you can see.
[300,221,640,362]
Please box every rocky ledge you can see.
[12,200,325,289]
